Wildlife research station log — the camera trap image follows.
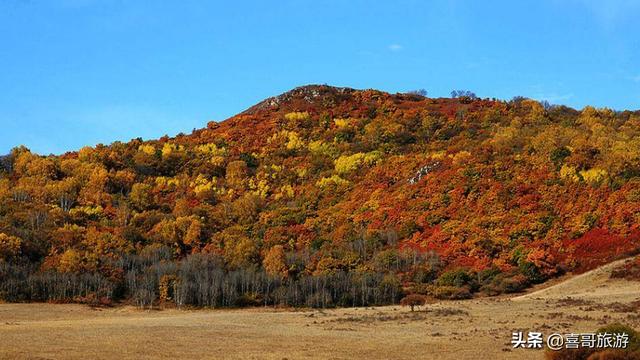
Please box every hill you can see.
[1,84,639,307]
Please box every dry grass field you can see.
[1,258,638,360]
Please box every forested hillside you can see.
[1,85,639,307]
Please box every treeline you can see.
[1,243,551,308]
[0,263,114,303]
[0,248,402,309]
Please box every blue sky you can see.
[1,0,639,155]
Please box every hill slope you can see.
[513,256,639,301]
[1,85,640,305]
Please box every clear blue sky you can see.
[1,0,639,155]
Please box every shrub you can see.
[481,273,530,295]
[436,269,478,290]
[477,267,501,285]
[501,274,529,293]
[518,261,547,284]
[430,286,473,300]
[611,259,640,281]
[412,267,439,284]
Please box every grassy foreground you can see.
[0,258,638,360]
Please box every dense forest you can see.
[1,85,639,308]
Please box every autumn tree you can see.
[400,294,427,311]
[0,233,22,261]
[226,160,249,188]
[263,245,288,277]
[130,183,154,211]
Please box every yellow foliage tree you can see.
[263,245,288,277]
[77,146,95,162]
[316,175,350,189]
[0,233,22,261]
[130,183,153,210]
[559,164,579,182]
[333,118,351,128]
[161,143,184,158]
[285,131,304,150]
[83,227,132,259]
[335,153,366,174]
[216,226,258,268]
[335,151,380,174]
[274,184,294,200]
[249,178,270,198]
[79,166,109,206]
[579,168,608,185]
[138,144,156,156]
[190,174,216,199]
[226,160,248,188]
[308,140,337,158]
[57,249,84,273]
[284,111,310,121]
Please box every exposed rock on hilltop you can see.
[241,85,358,115]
